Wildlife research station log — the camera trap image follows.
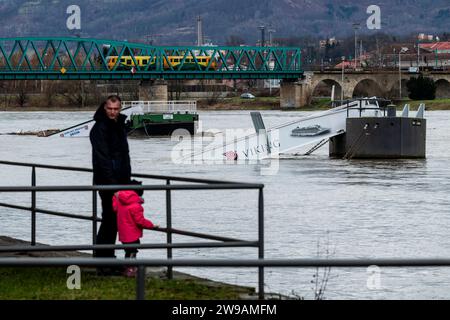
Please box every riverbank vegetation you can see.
[0,79,448,111]
[2,96,449,112]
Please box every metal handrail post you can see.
[166,179,173,279]
[92,190,98,246]
[0,160,266,296]
[136,265,146,300]
[258,187,265,300]
[31,166,36,246]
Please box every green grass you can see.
[3,94,449,112]
[404,98,450,110]
[303,98,333,111]
[303,98,450,111]
[225,96,279,109]
[0,267,253,300]
[198,96,279,110]
[206,96,335,111]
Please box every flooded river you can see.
[1,109,450,299]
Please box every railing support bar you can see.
[92,190,98,247]
[136,265,146,300]
[166,179,173,279]
[258,187,265,300]
[31,166,36,246]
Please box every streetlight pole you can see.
[399,47,408,100]
[259,26,265,47]
[435,49,438,68]
[360,40,363,68]
[417,38,420,70]
[268,29,275,47]
[399,52,402,100]
[341,56,345,102]
[393,47,396,69]
[352,23,360,70]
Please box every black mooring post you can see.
[359,99,363,117]
[258,187,265,300]
[166,179,173,279]
[346,99,350,118]
[31,166,36,246]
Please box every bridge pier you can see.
[139,79,168,102]
[280,79,310,108]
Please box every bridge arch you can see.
[351,78,385,98]
[311,79,343,100]
[435,79,450,99]
[387,79,409,99]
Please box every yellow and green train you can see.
[106,55,217,71]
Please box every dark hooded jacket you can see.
[90,104,131,185]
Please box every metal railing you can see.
[4,256,450,299]
[122,100,197,114]
[0,160,265,298]
[330,98,392,118]
[2,161,450,300]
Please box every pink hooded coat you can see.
[112,190,154,243]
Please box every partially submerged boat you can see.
[125,101,198,136]
[50,100,198,138]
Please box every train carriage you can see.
[106,55,217,71]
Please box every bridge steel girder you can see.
[0,72,303,80]
[0,37,303,80]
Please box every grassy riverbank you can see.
[303,98,450,111]
[182,96,450,111]
[0,236,259,300]
[406,98,450,110]
[172,97,281,111]
[0,267,254,300]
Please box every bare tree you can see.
[41,80,58,107]
[15,81,29,108]
[61,80,88,108]
[205,85,222,106]
[311,232,335,300]
[0,81,15,109]
[169,80,183,100]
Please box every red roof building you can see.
[420,42,450,54]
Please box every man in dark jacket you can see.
[90,95,131,259]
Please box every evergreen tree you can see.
[406,75,437,100]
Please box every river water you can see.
[1,109,450,300]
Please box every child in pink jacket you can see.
[112,188,157,276]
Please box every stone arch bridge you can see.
[280,71,450,108]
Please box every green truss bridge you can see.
[0,37,303,80]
